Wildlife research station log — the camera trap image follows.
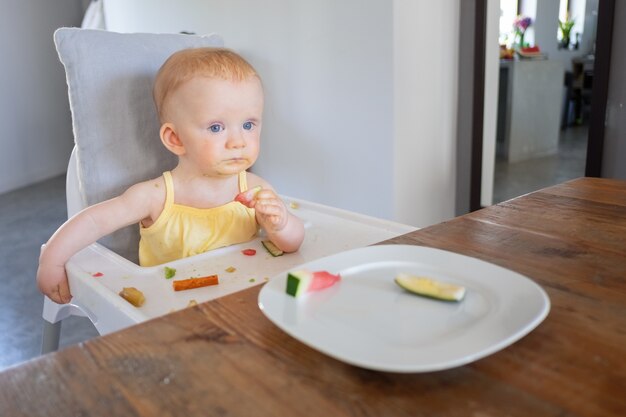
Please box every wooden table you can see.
[1,178,625,417]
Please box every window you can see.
[558,0,586,48]
[499,0,519,45]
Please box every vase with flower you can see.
[513,15,532,49]
[558,15,575,49]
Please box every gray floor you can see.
[0,127,587,371]
[493,125,588,203]
[0,175,98,372]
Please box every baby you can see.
[37,47,305,304]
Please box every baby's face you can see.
[166,75,264,177]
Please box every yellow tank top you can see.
[138,171,258,267]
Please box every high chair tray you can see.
[65,196,416,333]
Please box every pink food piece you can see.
[234,185,262,208]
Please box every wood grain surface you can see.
[1,177,624,417]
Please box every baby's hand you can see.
[37,263,72,304]
[251,189,289,232]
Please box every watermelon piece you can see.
[234,185,262,207]
[286,270,312,297]
[286,270,341,298]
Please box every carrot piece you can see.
[173,275,219,291]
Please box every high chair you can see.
[41,28,415,354]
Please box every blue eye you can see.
[243,121,253,130]
[209,124,222,133]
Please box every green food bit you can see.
[164,266,176,279]
[262,240,284,257]
[249,278,256,283]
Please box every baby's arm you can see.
[37,180,161,304]
[245,175,304,253]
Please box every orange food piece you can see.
[173,275,219,291]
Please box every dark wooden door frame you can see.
[585,0,615,176]
[468,0,615,211]
[470,0,487,212]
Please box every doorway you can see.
[462,0,614,211]
[491,0,597,204]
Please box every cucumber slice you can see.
[262,240,284,257]
[119,287,146,307]
[394,273,465,302]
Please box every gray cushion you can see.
[54,28,223,263]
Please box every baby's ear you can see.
[160,123,185,156]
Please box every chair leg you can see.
[41,320,61,354]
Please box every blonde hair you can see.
[153,47,260,121]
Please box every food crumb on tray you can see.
[119,287,145,307]
[173,275,219,291]
[262,240,283,257]
[164,266,176,279]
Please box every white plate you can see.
[258,245,550,373]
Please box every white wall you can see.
[393,0,458,225]
[0,0,85,194]
[104,0,459,227]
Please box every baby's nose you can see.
[226,131,246,148]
